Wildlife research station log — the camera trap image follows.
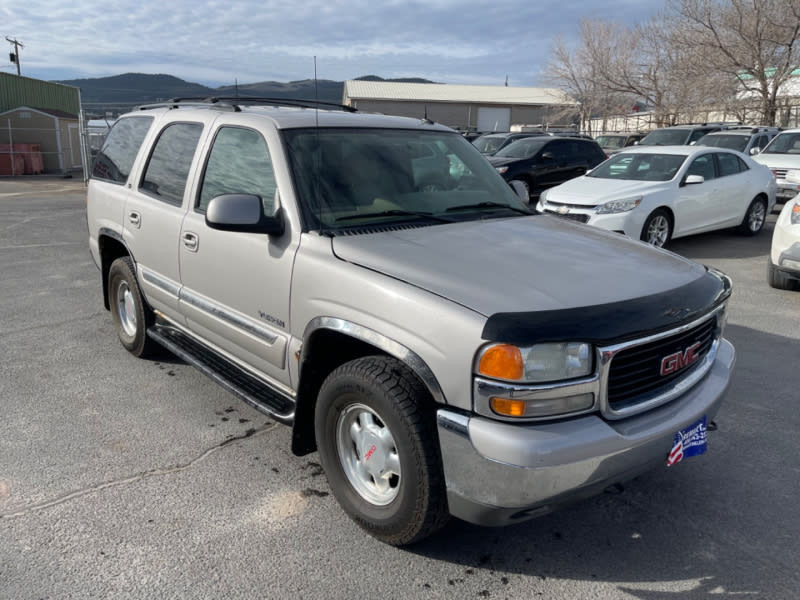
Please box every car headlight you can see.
[478,342,593,382]
[495,166,509,174]
[596,197,642,214]
[539,189,549,203]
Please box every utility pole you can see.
[6,36,23,76]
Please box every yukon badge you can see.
[660,341,702,376]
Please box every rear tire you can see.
[640,209,672,247]
[738,197,767,236]
[315,356,449,545]
[108,257,158,357]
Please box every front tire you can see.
[108,257,158,357]
[641,208,672,247]
[738,197,767,235]
[315,356,449,545]
[767,257,798,290]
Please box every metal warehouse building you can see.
[342,80,578,132]
[0,73,82,175]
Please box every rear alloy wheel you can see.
[315,356,448,545]
[641,209,672,247]
[738,197,767,236]
[108,257,158,357]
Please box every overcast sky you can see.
[3,0,664,87]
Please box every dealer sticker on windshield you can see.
[666,416,708,467]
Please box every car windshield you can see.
[472,135,506,154]
[697,134,748,152]
[762,132,800,154]
[494,137,549,159]
[588,152,687,181]
[638,129,690,146]
[283,128,528,233]
[595,135,625,149]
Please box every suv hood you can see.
[543,177,669,206]
[331,217,705,317]
[753,153,800,169]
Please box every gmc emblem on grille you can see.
[660,342,702,376]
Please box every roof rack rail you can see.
[136,96,357,113]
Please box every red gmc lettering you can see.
[364,444,377,461]
[660,342,702,376]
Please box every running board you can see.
[147,324,295,424]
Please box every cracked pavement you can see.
[1,178,799,599]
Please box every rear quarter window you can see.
[91,116,154,184]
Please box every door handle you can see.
[182,232,199,252]
[128,211,141,228]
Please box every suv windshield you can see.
[494,138,549,159]
[284,128,527,232]
[638,129,691,146]
[472,135,506,154]
[697,134,748,152]
[588,152,687,181]
[762,132,800,154]
[595,135,625,149]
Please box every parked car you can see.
[768,171,800,290]
[86,98,735,545]
[595,132,645,155]
[472,131,546,155]
[638,123,729,146]
[696,127,779,155]
[488,136,607,199]
[536,145,776,247]
[752,128,800,203]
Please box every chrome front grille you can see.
[544,210,590,224]
[606,317,716,411]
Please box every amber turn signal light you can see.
[479,344,524,380]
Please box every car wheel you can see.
[509,179,530,199]
[315,356,449,546]
[108,256,158,357]
[767,257,798,290]
[738,197,767,235]
[640,209,672,247]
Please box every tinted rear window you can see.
[91,117,154,184]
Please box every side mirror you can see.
[205,193,285,235]
[683,174,705,186]
[540,151,555,161]
[750,147,760,155]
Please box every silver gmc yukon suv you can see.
[87,98,735,545]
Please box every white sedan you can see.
[768,172,800,291]
[536,145,777,247]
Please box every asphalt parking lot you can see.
[1,177,798,599]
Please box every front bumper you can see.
[437,338,735,526]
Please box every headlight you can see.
[596,197,642,214]
[539,189,549,203]
[495,166,509,174]
[478,342,593,382]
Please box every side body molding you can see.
[301,316,447,405]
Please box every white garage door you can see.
[477,107,510,132]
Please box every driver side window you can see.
[687,154,716,181]
[198,127,277,214]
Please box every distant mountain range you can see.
[54,73,436,115]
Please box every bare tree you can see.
[671,0,800,126]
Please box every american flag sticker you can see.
[667,416,708,466]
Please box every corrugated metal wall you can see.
[0,73,80,116]
[351,99,577,131]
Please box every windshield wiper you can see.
[445,201,533,215]
[335,209,454,223]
